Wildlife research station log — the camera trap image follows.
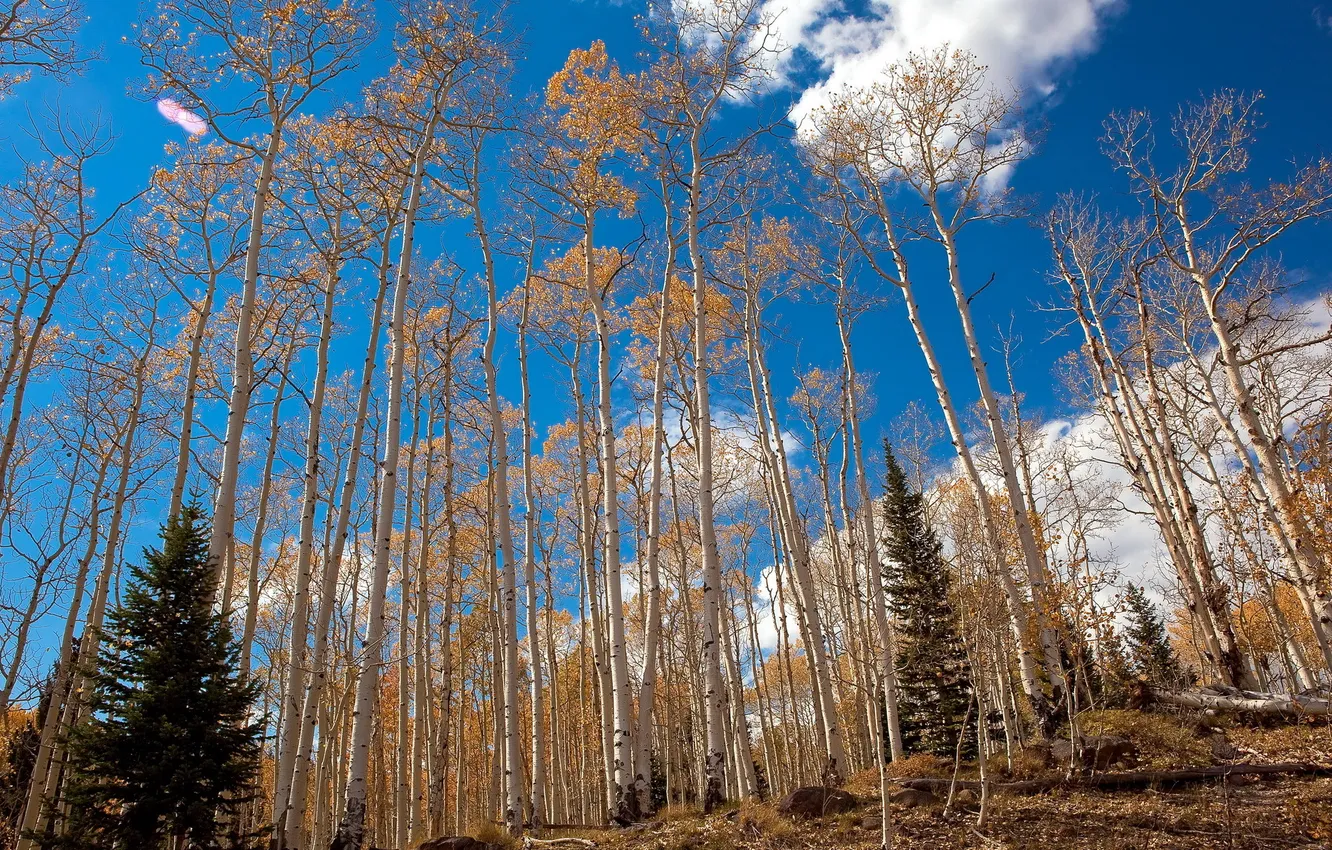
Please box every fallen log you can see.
[1146,687,1331,716]
[898,762,1332,796]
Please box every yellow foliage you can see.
[545,41,644,215]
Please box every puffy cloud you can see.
[760,0,1121,127]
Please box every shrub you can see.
[474,821,517,849]
[738,799,793,841]
[883,752,952,779]
[1073,709,1210,768]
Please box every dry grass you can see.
[1230,720,1332,763]
[656,803,699,823]
[601,778,1332,850]
[1073,708,1212,769]
[473,821,517,849]
[994,743,1057,780]
[883,752,952,780]
[737,798,794,842]
[843,767,883,798]
[593,712,1332,850]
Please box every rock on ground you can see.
[890,788,939,808]
[776,786,859,818]
[1050,735,1137,770]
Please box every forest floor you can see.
[525,713,1332,850]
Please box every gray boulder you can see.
[1210,736,1241,761]
[1051,735,1136,770]
[776,786,858,818]
[889,788,939,808]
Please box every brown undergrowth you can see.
[541,714,1332,850]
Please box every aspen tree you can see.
[644,0,780,808]
[718,214,847,784]
[537,41,646,822]
[132,143,250,517]
[1103,92,1332,670]
[17,278,167,850]
[283,131,405,850]
[137,0,371,576]
[331,31,443,850]
[805,52,1060,726]
[0,115,140,541]
[633,172,684,815]
[269,114,367,848]
[514,232,551,828]
[0,0,91,99]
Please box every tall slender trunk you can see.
[930,216,1064,706]
[285,218,396,850]
[210,129,283,576]
[470,148,525,833]
[274,254,341,846]
[836,302,903,760]
[12,449,111,850]
[518,260,548,828]
[685,131,729,810]
[18,349,148,850]
[1180,218,1332,668]
[169,268,221,517]
[330,104,437,850]
[865,185,1048,722]
[395,389,421,850]
[742,285,845,782]
[635,210,674,814]
[411,396,436,844]
[580,223,636,824]
[239,343,294,680]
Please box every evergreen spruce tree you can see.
[1095,626,1134,708]
[880,441,974,758]
[1122,583,1184,685]
[44,505,263,850]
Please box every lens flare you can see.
[156,98,208,136]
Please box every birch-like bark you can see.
[395,389,420,850]
[273,252,342,845]
[634,203,674,814]
[168,266,221,517]
[331,102,436,850]
[741,283,846,782]
[518,255,549,827]
[684,128,730,811]
[929,216,1066,704]
[467,143,526,832]
[836,301,904,760]
[238,342,294,680]
[284,217,395,850]
[209,130,281,576]
[18,343,148,850]
[411,396,436,843]
[580,222,637,824]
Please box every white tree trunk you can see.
[330,108,435,850]
[208,131,282,578]
[519,263,549,827]
[273,258,340,845]
[634,220,673,814]
[837,305,904,761]
[686,132,730,812]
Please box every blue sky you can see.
[3,0,1332,699]
[4,0,1332,486]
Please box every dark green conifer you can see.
[881,441,973,758]
[1122,583,1183,685]
[45,505,263,850]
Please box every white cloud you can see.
[762,0,1121,127]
